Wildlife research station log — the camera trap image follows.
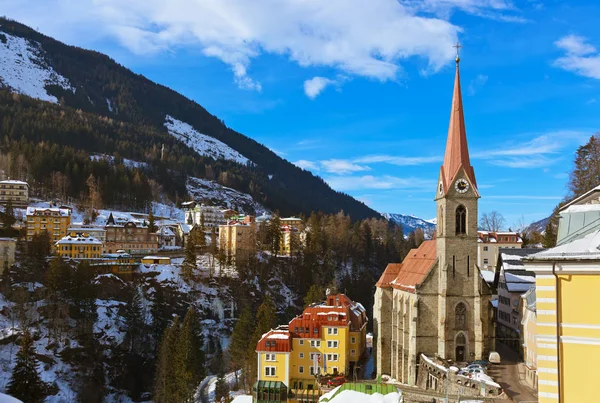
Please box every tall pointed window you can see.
[456,205,466,235]
[456,303,467,329]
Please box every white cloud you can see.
[554,35,600,79]
[4,0,522,91]
[304,77,334,99]
[320,159,371,174]
[403,0,526,22]
[354,154,442,165]
[294,160,319,171]
[326,175,436,192]
[467,74,488,95]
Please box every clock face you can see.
[455,179,469,193]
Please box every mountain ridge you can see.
[0,17,379,220]
[383,213,436,235]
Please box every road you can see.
[487,342,538,403]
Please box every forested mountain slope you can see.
[0,18,378,220]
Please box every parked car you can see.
[470,360,490,368]
[466,368,485,376]
[464,364,486,372]
[327,376,346,387]
[489,351,501,364]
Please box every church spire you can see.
[441,43,477,193]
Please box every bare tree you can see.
[480,211,506,232]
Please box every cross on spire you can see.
[453,42,462,64]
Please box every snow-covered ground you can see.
[0,30,74,103]
[187,176,267,215]
[165,115,250,166]
[90,154,148,170]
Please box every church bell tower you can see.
[434,46,484,361]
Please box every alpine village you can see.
[0,8,598,403]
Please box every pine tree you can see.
[148,210,157,233]
[200,211,205,231]
[228,307,255,389]
[214,371,229,403]
[151,284,169,351]
[542,221,557,248]
[7,330,46,402]
[171,307,205,402]
[154,317,180,403]
[123,286,145,354]
[247,297,277,387]
[303,284,324,307]
[182,238,197,281]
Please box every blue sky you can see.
[5,0,600,226]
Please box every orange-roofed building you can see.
[373,54,495,387]
[255,293,368,398]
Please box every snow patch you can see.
[187,176,267,215]
[0,31,74,103]
[165,115,250,165]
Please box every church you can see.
[373,54,495,386]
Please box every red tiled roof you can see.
[378,240,436,293]
[256,329,292,353]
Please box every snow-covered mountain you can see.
[165,115,251,166]
[187,176,268,214]
[383,213,436,235]
[0,30,74,102]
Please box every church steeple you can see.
[440,48,477,194]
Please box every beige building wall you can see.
[0,180,28,208]
[219,223,254,263]
[478,231,522,270]
[0,238,17,274]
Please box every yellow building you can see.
[255,294,368,401]
[279,227,300,256]
[524,193,600,403]
[218,222,255,264]
[26,207,71,243]
[141,256,171,265]
[0,180,29,208]
[0,237,17,274]
[281,217,302,227]
[56,233,103,259]
[521,285,538,390]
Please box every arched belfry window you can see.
[456,303,467,329]
[439,206,443,235]
[456,205,466,235]
[456,332,466,345]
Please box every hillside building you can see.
[0,237,17,274]
[373,55,494,386]
[524,188,600,403]
[157,225,176,248]
[280,226,301,256]
[478,231,522,271]
[26,207,71,243]
[183,202,237,228]
[104,213,159,255]
[56,233,103,259]
[218,222,255,264]
[0,180,28,208]
[67,225,106,249]
[255,293,367,398]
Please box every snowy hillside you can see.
[165,115,251,166]
[0,30,74,103]
[526,216,550,234]
[187,176,268,215]
[383,213,436,235]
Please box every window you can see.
[327,341,339,348]
[310,340,321,348]
[483,258,489,265]
[483,246,488,251]
[299,352,304,359]
[265,354,276,361]
[310,367,315,375]
[351,349,356,355]
[299,366,304,374]
[351,337,356,344]
[265,366,276,377]
[327,328,338,335]
[299,340,304,346]
[455,303,466,329]
[455,205,466,235]
[456,333,466,345]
